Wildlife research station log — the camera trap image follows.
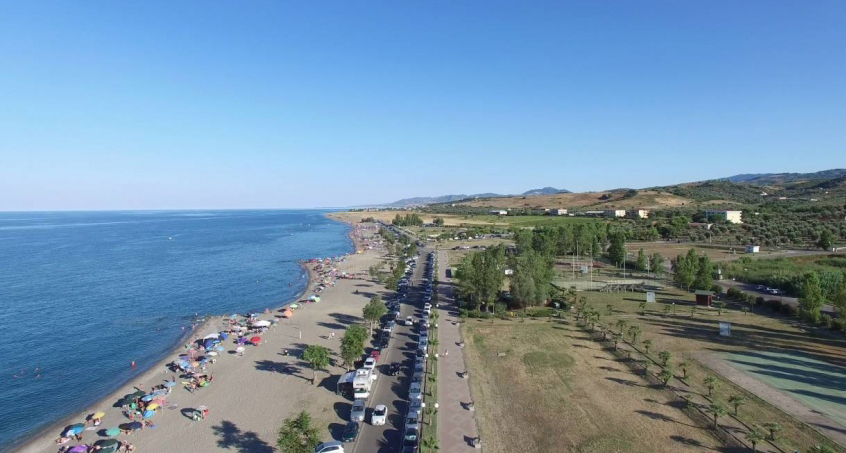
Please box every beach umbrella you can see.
[164,381,176,387]
[120,422,142,431]
[104,428,120,437]
[146,403,159,411]
[65,423,85,435]
[131,390,145,398]
[206,351,218,356]
[215,345,225,351]
[141,395,153,402]
[92,411,105,419]
[249,336,261,345]
[235,346,245,353]
[68,445,90,453]
[253,320,270,327]
[151,389,166,396]
[143,410,155,418]
[190,361,200,367]
[151,398,166,406]
[218,332,229,340]
[95,439,119,453]
[203,333,219,340]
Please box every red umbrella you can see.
[249,336,261,345]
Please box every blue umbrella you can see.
[65,423,85,435]
[164,381,176,387]
[143,410,155,418]
[215,346,224,352]
[141,395,153,402]
[219,332,228,340]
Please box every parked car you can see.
[342,422,360,442]
[403,427,419,449]
[370,350,380,361]
[371,404,387,426]
[314,441,345,453]
[405,410,421,431]
[409,382,423,400]
[363,357,376,370]
[350,399,366,422]
[405,316,414,326]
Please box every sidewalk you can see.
[436,249,481,452]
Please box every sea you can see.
[0,210,352,452]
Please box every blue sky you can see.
[1,1,844,210]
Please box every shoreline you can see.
[11,219,355,453]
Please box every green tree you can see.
[817,229,834,250]
[613,332,622,350]
[510,249,555,308]
[433,217,445,227]
[340,324,368,367]
[650,252,664,276]
[799,272,825,324]
[606,304,614,315]
[362,296,387,336]
[302,345,330,385]
[616,319,628,334]
[607,232,627,268]
[672,254,695,290]
[707,403,726,428]
[659,367,674,386]
[831,271,846,320]
[277,410,320,453]
[636,248,648,271]
[628,325,642,344]
[678,360,690,380]
[745,429,764,453]
[693,254,714,290]
[643,339,653,354]
[639,301,647,315]
[658,350,671,367]
[762,422,781,441]
[703,375,719,397]
[810,445,836,453]
[728,395,746,416]
[455,245,507,311]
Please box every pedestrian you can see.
[130,361,136,369]
[444,349,449,357]
[330,332,335,339]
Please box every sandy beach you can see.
[15,220,388,453]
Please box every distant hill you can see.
[380,187,569,207]
[722,169,846,185]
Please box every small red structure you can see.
[695,290,714,307]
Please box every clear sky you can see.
[1,1,844,210]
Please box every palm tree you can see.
[421,436,438,452]
[728,395,746,416]
[714,301,726,315]
[642,359,652,375]
[745,429,764,452]
[616,319,627,334]
[681,394,694,408]
[659,367,674,386]
[613,333,622,350]
[663,304,672,317]
[607,304,614,315]
[643,339,653,355]
[703,375,719,397]
[658,350,671,367]
[707,403,726,429]
[762,422,781,441]
[639,301,647,315]
[678,360,690,380]
[628,325,642,344]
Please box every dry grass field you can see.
[583,288,846,452]
[463,320,726,453]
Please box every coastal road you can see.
[353,252,425,453]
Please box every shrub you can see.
[526,307,554,318]
[765,299,782,312]
[711,284,723,295]
[831,318,845,331]
[820,314,833,329]
[755,296,765,306]
[783,304,799,317]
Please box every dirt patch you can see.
[463,320,724,453]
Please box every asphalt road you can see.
[716,279,835,314]
[352,251,427,453]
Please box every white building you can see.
[548,208,567,216]
[627,209,649,219]
[705,210,743,224]
[488,210,508,216]
[745,245,760,253]
[603,209,626,218]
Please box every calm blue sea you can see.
[0,210,352,451]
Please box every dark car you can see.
[379,336,390,349]
[388,362,401,376]
[403,427,419,448]
[342,421,360,442]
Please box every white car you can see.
[363,357,376,370]
[371,404,387,426]
[423,302,432,311]
[350,398,366,422]
[315,441,345,453]
[405,316,414,326]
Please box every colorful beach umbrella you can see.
[146,403,159,410]
[203,333,219,340]
[141,395,153,402]
[104,428,120,437]
[249,336,261,345]
[65,423,85,435]
[215,346,225,351]
[119,422,142,431]
[68,445,90,453]
[143,410,155,418]
[95,439,119,453]
[206,351,218,356]
[92,411,105,419]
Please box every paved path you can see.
[436,249,481,452]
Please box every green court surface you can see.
[723,350,846,428]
